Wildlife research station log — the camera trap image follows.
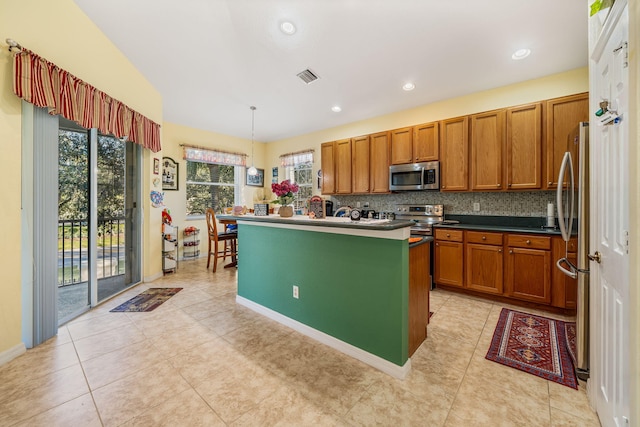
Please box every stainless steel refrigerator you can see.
[555,122,589,381]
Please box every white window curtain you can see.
[183,145,246,167]
[280,150,314,167]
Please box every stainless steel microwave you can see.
[389,161,440,191]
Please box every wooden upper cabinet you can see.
[335,138,352,194]
[506,103,543,190]
[545,93,589,189]
[414,122,439,162]
[320,142,335,194]
[370,131,391,193]
[390,127,414,165]
[470,109,505,191]
[440,116,469,191]
[351,135,370,194]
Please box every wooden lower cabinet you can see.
[434,229,563,310]
[434,240,464,288]
[505,246,551,304]
[466,243,503,295]
[551,236,578,309]
[408,241,430,356]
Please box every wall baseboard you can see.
[144,271,164,283]
[236,295,411,379]
[0,342,26,367]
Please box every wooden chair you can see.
[205,208,237,272]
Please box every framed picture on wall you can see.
[153,158,160,175]
[162,157,179,191]
[246,168,264,187]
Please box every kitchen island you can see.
[218,214,427,378]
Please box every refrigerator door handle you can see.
[556,257,578,279]
[556,152,575,242]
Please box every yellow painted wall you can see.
[264,67,589,199]
[0,0,162,355]
[161,121,265,258]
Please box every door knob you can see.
[588,251,602,263]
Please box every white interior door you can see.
[590,4,630,426]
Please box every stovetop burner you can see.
[394,204,444,236]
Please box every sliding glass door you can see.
[57,118,141,323]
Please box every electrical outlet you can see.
[473,202,480,212]
[293,285,299,299]
[356,201,361,208]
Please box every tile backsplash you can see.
[332,191,556,218]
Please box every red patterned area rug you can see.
[486,308,577,389]
[110,288,182,312]
[565,322,577,365]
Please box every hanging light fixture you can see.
[247,106,258,176]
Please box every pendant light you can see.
[247,106,258,176]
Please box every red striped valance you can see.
[13,49,161,152]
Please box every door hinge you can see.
[625,230,629,254]
[613,41,628,68]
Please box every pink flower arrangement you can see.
[271,180,299,205]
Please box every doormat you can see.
[110,288,183,312]
[486,308,577,389]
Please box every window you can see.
[286,161,313,209]
[186,161,239,215]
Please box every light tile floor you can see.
[0,258,601,426]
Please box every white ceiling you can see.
[73,0,588,143]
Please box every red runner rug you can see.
[110,288,182,312]
[486,308,577,389]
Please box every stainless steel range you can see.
[394,204,444,236]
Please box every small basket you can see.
[254,203,269,216]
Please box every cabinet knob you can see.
[442,185,446,189]
[508,183,512,187]
[509,249,513,254]
[526,240,531,244]
[482,236,486,240]
[435,243,439,246]
[498,249,502,253]
[446,233,450,237]
[548,181,552,185]
[496,184,500,187]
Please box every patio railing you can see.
[58,217,125,286]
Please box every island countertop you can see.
[218,214,414,240]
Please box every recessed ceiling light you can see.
[280,21,296,35]
[331,106,342,113]
[512,48,531,60]
[402,82,415,91]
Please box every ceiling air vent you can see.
[297,68,319,84]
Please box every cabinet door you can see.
[335,138,352,194]
[506,103,542,189]
[390,127,414,165]
[505,247,551,304]
[321,142,335,194]
[408,241,430,356]
[466,243,503,295]
[440,116,469,191]
[370,131,391,193]
[545,93,589,189]
[351,135,370,193]
[434,240,464,287]
[414,122,439,162]
[551,236,578,309]
[471,109,505,191]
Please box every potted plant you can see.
[270,180,299,217]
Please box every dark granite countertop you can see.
[435,215,562,235]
